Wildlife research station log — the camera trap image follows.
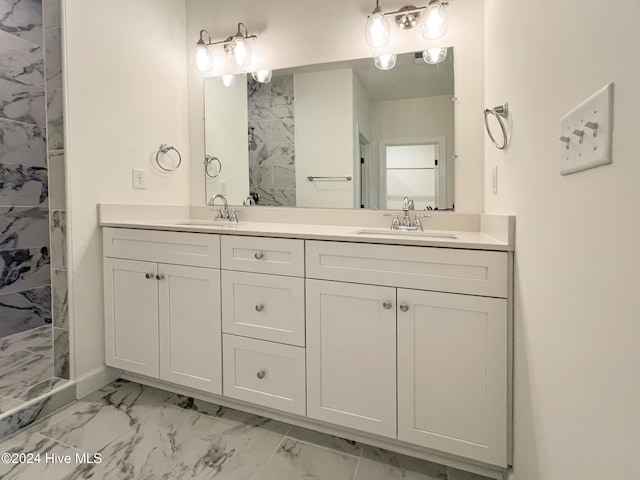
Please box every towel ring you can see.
[156,144,182,172]
[205,155,222,178]
[484,103,509,150]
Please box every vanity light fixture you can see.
[422,46,447,64]
[374,53,397,70]
[364,0,450,47]
[190,23,257,72]
[251,70,273,84]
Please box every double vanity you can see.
[100,205,514,479]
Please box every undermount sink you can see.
[171,220,240,228]
[351,229,458,239]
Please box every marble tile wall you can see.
[0,0,68,381]
[248,75,296,206]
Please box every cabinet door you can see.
[306,279,396,438]
[158,264,222,394]
[104,258,159,377]
[397,289,508,467]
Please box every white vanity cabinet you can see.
[103,228,222,394]
[220,235,307,415]
[305,240,510,467]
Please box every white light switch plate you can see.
[560,83,613,175]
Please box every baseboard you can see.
[75,365,122,399]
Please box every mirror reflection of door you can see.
[384,143,441,210]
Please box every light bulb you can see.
[190,44,213,73]
[219,74,236,87]
[422,47,447,64]
[374,53,396,70]
[423,1,449,40]
[225,37,252,67]
[251,70,273,84]
[365,11,391,48]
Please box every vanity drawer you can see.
[223,334,306,415]
[306,240,508,298]
[222,271,305,346]
[221,236,304,277]
[103,228,220,268]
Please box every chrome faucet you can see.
[385,197,430,231]
[208,194,239,222]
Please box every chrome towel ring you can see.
[205,155,222,178]
[484,103,509,150]
[156,144,182,172]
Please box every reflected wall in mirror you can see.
[204,50,455,210]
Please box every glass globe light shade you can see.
[219,74,237,87]
[365,11,391,48]
[374,53,397,70]
[422,2,449,40]
[190,44,213,73]
[251,70,273,84]
[225,37,252,67]
[422,47,447,64]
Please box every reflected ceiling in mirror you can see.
[204,49,455,210]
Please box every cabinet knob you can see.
[399,304,409,312]
[383,301,392,310]
[145,273,154,279]
[256,370,266,379]
[156,274,165,280]
[255,304,264,312]
[254,252,264,260]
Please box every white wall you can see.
[484,1,640,479]
[204,78,249,205]
[186,0,484,212]
[295,69,354,208]
[372,95,454,208]
[63,0,190,379]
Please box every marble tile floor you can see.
[0,326,68,415]
[0,379,491,480]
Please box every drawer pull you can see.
[256,370,266,379]
[383,301,392,310]
[145,273,154,279]
[255,304,264,312]
[254,252,264,260]
[399,304,409,312]
[156,274,165,280]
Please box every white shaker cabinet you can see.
[103,228,222,395]
[397,289,508,467]
[306,279,397,438]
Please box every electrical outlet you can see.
[132,168,146,189]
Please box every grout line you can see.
[281,434,362,460]
[36,432,89,454]
[351,454,362,480]
[266,425,291,464]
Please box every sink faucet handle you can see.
[383,213,400,230]
[229,209,240,223]
[412,213,431,231]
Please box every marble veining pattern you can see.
[0,30,44,87]
[0,163,48,206]
[50,268,66,328]
[0,350,52,397]
[46,149,64,209]
[0,380,484,480]
[0,76,45,126]
[45,87,62,149]
[0,286,50,337]
[49,209,64,269]
[0,246,50,294]
[43,25,60,90]
[0,206,49,249]
[0,324,50,356]
[42,0,60,28]
[52,326,68,378]
[0,118,46,166]
[0,0,44,46]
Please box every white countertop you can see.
[100,218,513,251]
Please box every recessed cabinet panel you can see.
[223,334,306,415]
[158,265,222,395]
[306,279,397,438]
[397,289,508,467]
[221,235,304,277]
[222,271,305,346]
[306,240,508,298]
[104,258,159,377]
[103,228,220,267]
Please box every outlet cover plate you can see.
[132,168,146,189]
[560,83,613,175]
